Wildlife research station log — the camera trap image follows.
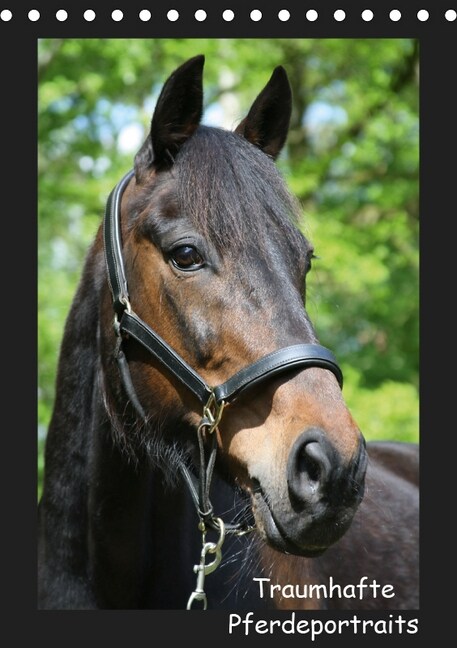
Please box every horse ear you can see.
[235,66,292,160]
[134,55,205,179]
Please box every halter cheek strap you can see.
[103,169,134,317]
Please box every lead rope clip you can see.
[186,518,225,610]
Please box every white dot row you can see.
[1,8,457,23]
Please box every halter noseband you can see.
[103,170,344,608]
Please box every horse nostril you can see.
[287,430,336,505]
[297,441,328,485]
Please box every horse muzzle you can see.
[250,429,367,556]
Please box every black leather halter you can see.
[103,170,343,532]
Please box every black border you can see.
[3,0,453,643]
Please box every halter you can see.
[103,169,344,608]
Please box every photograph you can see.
[37,37,419,618]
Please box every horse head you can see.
[99,55,367,558]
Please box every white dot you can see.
[222,9,234,21]
[250,9,262,21]
[0,9,12,21]
[167,9,179,21]
[139,9,151,21]
[306,9,318,21]
[334,9,345,21]
[361,9,373,21]
[56,9,68,21]
[417,9,429,21]
[445,9,456,20]
[112,9,123,21]
[389,9,401,21]
[84,9,96,21]
[195,9,206,21]
[278,9,290,21]
[28,9,40,21]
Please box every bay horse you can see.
[37,55,418,610]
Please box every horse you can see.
[37,55,418,610]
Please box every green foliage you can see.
[341,367,418,443]
[38,38,419,499]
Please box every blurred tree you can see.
[38,38,419,497]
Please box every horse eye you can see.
[170,245,205,271]
[307,253,318,273]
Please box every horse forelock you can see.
[176,126,306,256]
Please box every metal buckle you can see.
[113,295,132,337]
[200,390,226,435]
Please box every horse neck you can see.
[39,245,106,605]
